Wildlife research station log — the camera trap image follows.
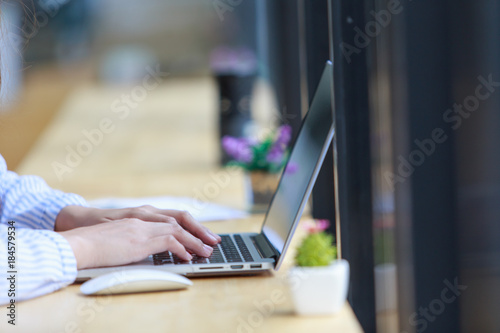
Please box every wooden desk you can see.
[6,77,362,333]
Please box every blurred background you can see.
[0,0,283,173]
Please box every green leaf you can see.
[295,232,337,267]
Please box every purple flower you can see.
[303,219,330,233]
[222,136,253,163]
[265,125,292,164]
[276,125,292,146]
[316,219,330,231]
[266,145,284,164]
[222,125,292,171]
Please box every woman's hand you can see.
[56,205,221,269]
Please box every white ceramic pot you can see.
[288,259,350,315]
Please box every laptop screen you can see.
[261,61,334,269]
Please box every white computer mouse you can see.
[80,269,193,296]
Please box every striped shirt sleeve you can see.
[0,159,87,229]
[0,225,78,304]
[0,155,87,303]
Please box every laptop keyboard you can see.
[153,234,254,265]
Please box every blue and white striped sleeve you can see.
[0,157,87,229]
[0,225,79,303]
[0,154,87,304]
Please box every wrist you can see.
[55,205,89,231]
[59,230,90,270]
[55,205,77,231]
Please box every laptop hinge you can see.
[252,234,280,260]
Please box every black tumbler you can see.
[216,73,255,165]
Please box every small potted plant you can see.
[222,124,293,212]
[288,219,350,315]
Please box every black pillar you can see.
[331,0,376,331]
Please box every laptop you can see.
[76,61,335,281]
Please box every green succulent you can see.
[295,232,337,267]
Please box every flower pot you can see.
[288,259,350,315]
[245,171,280,213]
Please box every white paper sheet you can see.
[88,196,248,222]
